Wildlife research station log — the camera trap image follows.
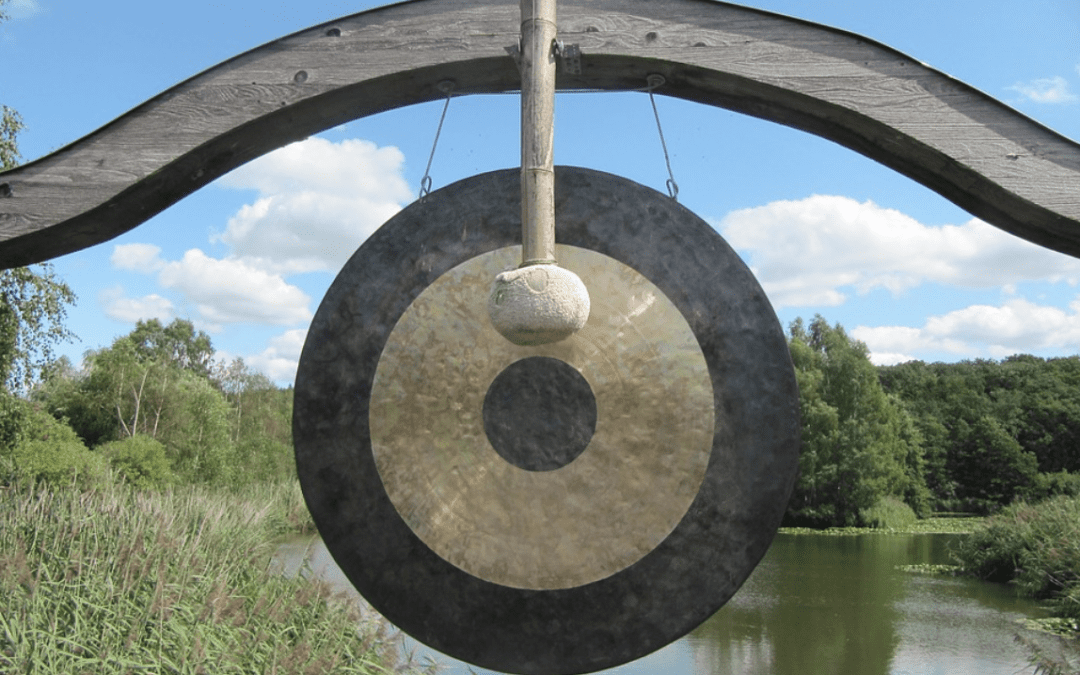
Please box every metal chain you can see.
[647,74,679,201]
[419,80,455,201]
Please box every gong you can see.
[293,167,800,675]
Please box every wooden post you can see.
[520,0,557,266]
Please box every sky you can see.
[2,0,1079,385]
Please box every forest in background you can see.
[787,315,1080,527]
[0,315,295,491]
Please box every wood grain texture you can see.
[520,0,558,264]
[1,0,1079,267]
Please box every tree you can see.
[880,356,1053,511]
[1,104,21,171]
[785,316,929,527]
[0,267,77,392]
[214,357,295,481]
[0,398,106,487]
[53,325,237,484]
[127,318,214,378]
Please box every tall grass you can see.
[954,493,1080,675]
[0,479,413,674]
[955,495,1080,620]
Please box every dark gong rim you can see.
[293,167,800,675]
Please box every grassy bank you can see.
[950,495,1080,674]
[954,495,1080,634]
[0,479,413,674]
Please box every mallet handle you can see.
[520,0,557,266]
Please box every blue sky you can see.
[2,0,1079,384]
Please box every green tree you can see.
[1,104,21,171]
[785,316,928,527]
[880,356,1052,511]
[0,399,106,487]
[0,267,77,392]
[53,326,236,484]
[127,318,215,378]
[214,357,295,481]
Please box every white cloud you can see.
[158,249,312,326]
[213,137,413,273]
[1009,76,1078,104]
[720,195,1080,308]
[111,243,164,273]
[865,352,918,367]
[853,297,1080,362]
[100,287,175,323]
[247,329,308,383]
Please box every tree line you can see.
[787,315,1080,527]
[0,316,295,489]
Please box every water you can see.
[273,532,1062,675]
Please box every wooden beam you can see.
[1,0,1079,267]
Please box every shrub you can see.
[955,495,1080,635]
[1025,471,1080,503]
[1,400,106,487]
[98,435,175,490]
[861,495,918,530]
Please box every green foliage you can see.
[0,397,106,488]
[37,328,299,487]
[0,481,409,673]
[216,358,296,482]
[98,435,174,490]
[0,266,77,393]
[166,371,234,484]
[955,495,1080,634]
[1026,471,1080,502]
[1,103,21,171]
[861,495,918,530]
[127,318,215,378]
[785,316,929,527]
[950,415,1038,511]
[878,356,1073,512]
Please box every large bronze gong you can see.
[293,167,800,675]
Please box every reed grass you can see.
[0,479,412,674]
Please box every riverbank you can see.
[0,480,413,674]
[954,497,1080,641]
[780,514,986,536]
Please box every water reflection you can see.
[274,533,1059,675]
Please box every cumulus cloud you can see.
[1009,76,1078,104]
[853,297,1080,364]
[157,250,312,326]
[720,195,1080,308]
[213,137,413,274]
[100,287,175,324]
[111,243,165,273]
[247,329,308,383]
[108,245,312,328]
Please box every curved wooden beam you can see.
[2,0,1079,268]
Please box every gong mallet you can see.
[488,0,590,346]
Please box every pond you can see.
[273,532,1063,675]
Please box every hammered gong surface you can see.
[293,167,800,675]
[370,246,714,590]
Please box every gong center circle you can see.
[483,356,597,472]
